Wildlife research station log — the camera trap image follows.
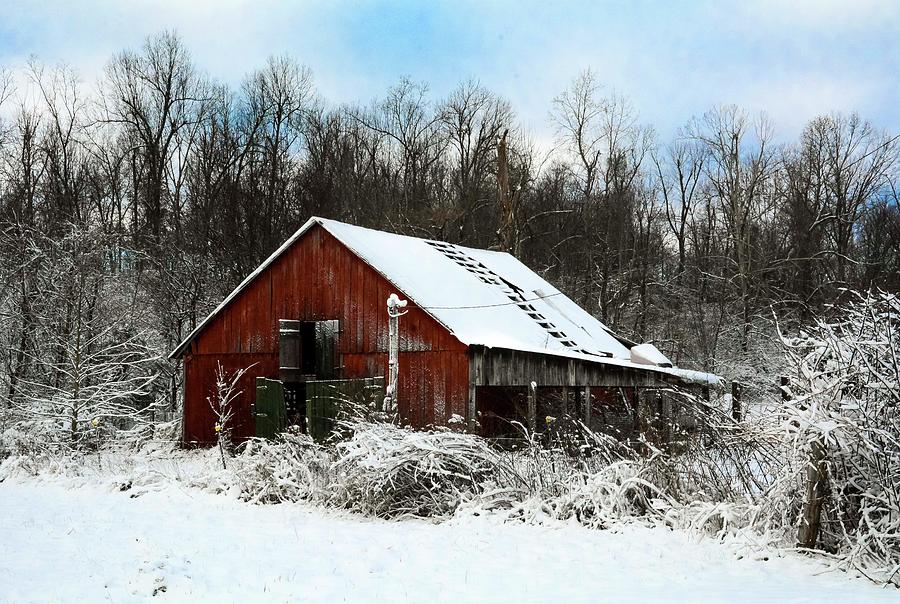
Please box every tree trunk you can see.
[496,129,518,254]
[7,279,33,404]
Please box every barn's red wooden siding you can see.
[183,225,469,444]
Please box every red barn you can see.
[170,217,718,445]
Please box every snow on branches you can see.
[1,226,161,449]
[778,290,900,583]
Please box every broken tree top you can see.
[171,217,720,386]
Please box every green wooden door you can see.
[254,377,286,439]
[306,377,385,442]
[305,381,335,443]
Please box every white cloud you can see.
[742,0,900,30]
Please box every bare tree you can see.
[28,60,90,230]
[688,106,776,351]
[240,56,312,257]
[352,78,447,222]
[1,226,159,446]
[551,71,654,327]
[0,65,13,143]
[653,138,706,276]
[98,31,206,248]
[551,69,606,200]
[807,113,898,288]
[438,80,513,241]
[1,108,44,226]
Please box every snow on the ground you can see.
[1,481,895,604]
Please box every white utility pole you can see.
[384,293,408,416]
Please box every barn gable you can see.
[172,217,717,385]
[178,223,469,444]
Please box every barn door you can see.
[279,319,339,379]
[314,319,339,379]
[278,320,303,383]
[306,377,384,442]
[254,377,286,439]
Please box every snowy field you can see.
[1,481,895,603]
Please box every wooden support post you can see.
[384,294,407,417]
[528,382,537,433]
[583,385,591,427]
[467,376,477,433]
[731,381,742,422]
[467,348,479,432]
[798,438,829,549]
[632,388,643,437]
[561,386,569,416]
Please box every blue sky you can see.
[1,0,898,144]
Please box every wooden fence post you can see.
[583,385,591,427]
[798,438,829,549]
[528,382,537,433]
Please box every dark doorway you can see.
[476,386,528,442]
[277,319,340,433]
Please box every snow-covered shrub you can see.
[1,227,163,450]
[496,421,636,495]
[776,290,900,582]
[233,409,759,531]
[0,435,234,496]
[548,456,674,529]
[2,328,159,449]
[326,420,524,518]
[237,429,332,504]
[0,419,60,460]
[235,421,524,517]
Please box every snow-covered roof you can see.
[170,217,721,386]
[630,343,673,368]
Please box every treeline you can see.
[2,31,899,406]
